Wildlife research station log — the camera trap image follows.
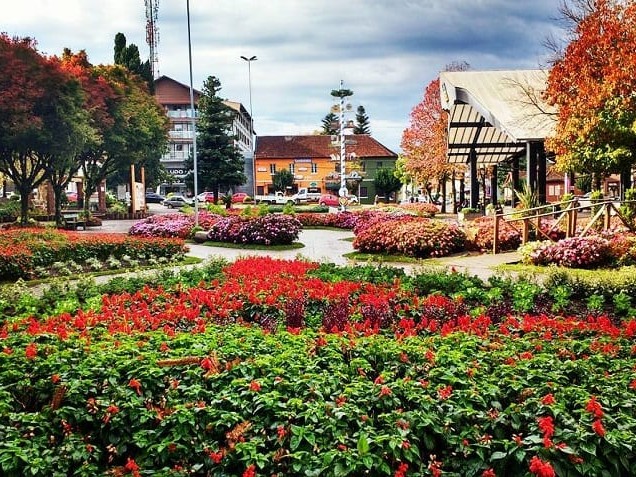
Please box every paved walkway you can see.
[80,219,521,281]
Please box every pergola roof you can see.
[439,69,556,165]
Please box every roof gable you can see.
[154,75,202,105]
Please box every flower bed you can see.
[0,257,635,476]
[519,232,636,269]
[353,218,465,258]
[0,228,187,280]
[206,214,302,245]
[129,212,222,239]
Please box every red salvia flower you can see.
[249,380,261,392]
[541,394,555,405]
[242,464,257,477]
[592,419,606,437]
[128,378,142,395]
[585,396,604,418]
[529,455,555,477]
[25,342,37,360]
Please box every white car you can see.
[163,194,194,208]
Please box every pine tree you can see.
[184,76,246,202]
[354,105,371,134]
[321,112,339,135]
[113,33,154,93]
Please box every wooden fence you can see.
[492,199,636,254]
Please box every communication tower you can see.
[145,0,160,78]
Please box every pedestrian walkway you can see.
[81,219,521,280]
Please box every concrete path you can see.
[80,218,521,281]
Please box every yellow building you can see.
[254,135,397,203]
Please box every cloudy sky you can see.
[4,0,565,152]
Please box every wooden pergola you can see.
[439,70,556,208]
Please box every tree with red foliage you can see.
[402,63,469,213]
[0,34,88,224]
[545,0,636,192]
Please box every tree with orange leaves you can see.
[401,78,461,212]
[545,0,636,191]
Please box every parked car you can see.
[163,194,194,208]
[231,192,250,203]
[318,193,357,207]
[145,191,165,204]
[197,192,216,203]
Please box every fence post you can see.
[522,219,529,244]
[493,214,500,254]
[604,203,611,230]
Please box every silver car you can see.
[163,194,194,208]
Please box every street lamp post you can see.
[186,0,198,226]
[241,55,257,198]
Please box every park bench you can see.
[62,212,86,231]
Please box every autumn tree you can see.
[545,0,636,193]
[79,64,168,218]
[400,78,454,211]
[0,35,89,224]
[354,106,371,134]
[184,76,246,203]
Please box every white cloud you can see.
[3,0,564,152]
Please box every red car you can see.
[318,194,340,207]
[318,193,358,207]
[197,192,216,203]
[232,192,250,203]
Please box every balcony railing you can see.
[169,130,194,139]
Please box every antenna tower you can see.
[145,0,160,78]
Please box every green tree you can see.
[272,169,295,193]
[79,64,168,218]
[113,32,153,93]
[353,105,371,134]
[374,167,402,202]
[0,35,89,224]
[321,112,338,135]
[184,76,246,203]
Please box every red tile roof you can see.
[255,135,396,159]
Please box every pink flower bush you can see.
[465,216,521,252]
[521,236,612,268]
[129,212,221,239]
[206,214,302,245]
[398,202,440,217]
[353,218,465,258]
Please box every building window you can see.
[360,186,368,198]
[311,163,318,173]
[361,162,366,172]
[377,162,383,169]
[269,163,276,174]
[175,144,183,151]
[289,163,295,174]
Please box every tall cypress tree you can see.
[113,33,153,93]
[184,75,246,202]
[354,105,371,134]
[320,112,339,135]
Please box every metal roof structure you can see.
[439,69,556,165]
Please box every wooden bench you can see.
[62,213,86,231]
